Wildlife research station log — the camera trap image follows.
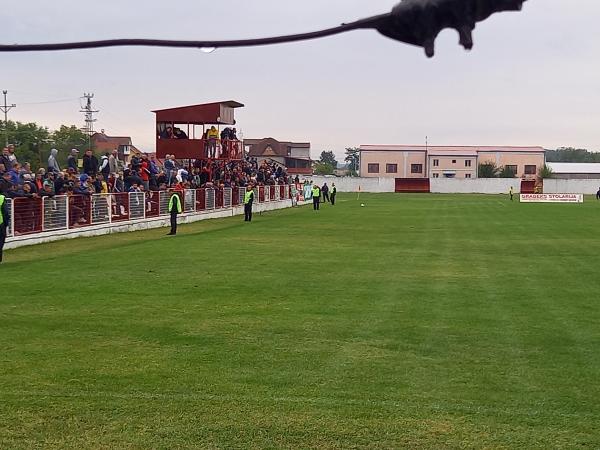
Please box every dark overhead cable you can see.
[0,0,527,58]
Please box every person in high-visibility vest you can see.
[0,193,11,263]
[312,184,321,211]
[330,183,337,206]
[244,184,255,222]
[167,191,183,235]
[509,186,514,201]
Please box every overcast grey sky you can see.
[2,0,599,158]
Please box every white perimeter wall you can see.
[306,176,600,195]
[309,176,394,193]
[430,178,518,194]
[543,179,600,194]
[308,176,517,194]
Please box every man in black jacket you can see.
[0,192,10,263]
[82,150,98,177]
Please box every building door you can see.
[520,180,536,194]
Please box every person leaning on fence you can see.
[0,192,11,264]
[167,191,183,235]
[312,183,321,211]
[244,184,255,222]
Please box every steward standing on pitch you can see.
[312,183,321,211]
[167,191,182,235]
[244,184,255,222]
[330,183,337,206]
[0,192,10,263]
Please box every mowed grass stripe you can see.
[1,193,599,448]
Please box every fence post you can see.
[7,199,14,237]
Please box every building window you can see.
[368,163,380,174]
[465,160,472,167]
[411,164,423,174]
[452,160,457,164]
[432,173,440,178]
[465,174,472,179]
[386,164,398,174]
[433,159,439,167]
[506,165,518,176]
[525,165,537,175]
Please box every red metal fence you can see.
[4,185,292,239]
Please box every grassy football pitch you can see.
[1,193,599,449]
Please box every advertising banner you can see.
[520,193,584,203]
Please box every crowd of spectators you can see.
[0,144,290,200]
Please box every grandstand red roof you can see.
[152,100,244,125]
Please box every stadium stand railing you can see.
[5,186,292,239]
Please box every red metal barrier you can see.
[6,185,293,238]
[146,192,161,218]
[110,193,130,222]
[232,187,240,206]
[196,188,206,211]
[216,189,224,208]
[68,195,92,228]
[221,139,243,159]
[269,185,276,200]
[13,197,43,235]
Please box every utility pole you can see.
[425,135,429,177]
[79,93,99,150]
[1,90,17,147]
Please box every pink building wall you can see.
[359,145,545,179]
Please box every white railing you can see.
[159,191,169,215]
[184,189,196,213]
[43,196,69,231]
[223,188,232,208]
[239,188,246,205]
[206,189,215,210]
[91,194,111,225]
[129,192,145,220]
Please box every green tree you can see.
[344,147,360,175]
[498,166,516,178]
[0,120,52,170]
[319,150,338,168]
[313,162,335,175]
[478,162,500,178]
[538,164,554,179]
[52,125,87,152]
[546,147,600,162]
[51,125,88,167]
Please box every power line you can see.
[1,90,17,147]
[0,0,527,58]
[20,97,79,105]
